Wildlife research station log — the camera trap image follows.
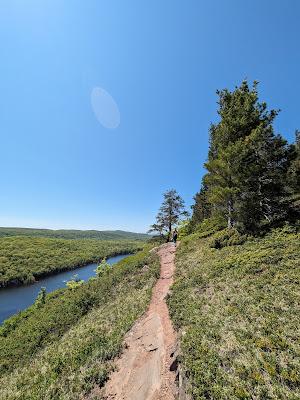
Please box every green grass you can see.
[0,236,143,287]
[168,226,300,399]
[0,248,160,399]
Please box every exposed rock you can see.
[141,264,149,273]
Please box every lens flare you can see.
[91,87,120,129]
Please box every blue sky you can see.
[0,1,299,232]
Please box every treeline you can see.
[190,81,300,234]
[0,227,149,241]
[0,237,143,287]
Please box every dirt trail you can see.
[103,243,178,400]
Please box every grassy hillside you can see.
[0,237,143,287]
[0,248,160,399]
[168,226,300,399]
[0,227,149,241]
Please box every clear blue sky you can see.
[0,1,299,232]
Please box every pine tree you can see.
[204,81,292,232]
[190,184,211,226]
[288,130,300,193]
[149,189,188,241]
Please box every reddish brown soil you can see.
[103,243,178,400]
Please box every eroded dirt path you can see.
[103,243,178,400]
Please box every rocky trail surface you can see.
[103,243,178,400]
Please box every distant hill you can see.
[0,227,150,241]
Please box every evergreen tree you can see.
[149,189,188,241]
[238,133,292,231]
[203,81,292,232]
[288,130,300,193]
[190,183,211,226]
[148,221,166,239]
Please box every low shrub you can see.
[194,216,227,239]
[209,228,247,249]
[0,247,159,388]
[168,227,300,399]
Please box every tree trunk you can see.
[227,199,234,229]
[167,223,172,242]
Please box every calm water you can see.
[0,254,128,324]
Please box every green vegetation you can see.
[0,248,160,399]
[0,227,149,241]
[95,257,111,277]
[1,79,299,399]
[168,226,300,399]
[190,81,300,233]
[0,236,143,287]
[173,81,300,398]
[34,287,46,307]
[149,189,188,240]
[287,130,300,194]
[65,274,84,289]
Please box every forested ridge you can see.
[0,237,143,287]
[0,227,149,241]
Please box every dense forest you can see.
[0,227,149,241]
[0,237,143,287]
[0,249,160,399]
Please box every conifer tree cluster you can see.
[191,81,299,233]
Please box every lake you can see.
[0,253,129,324]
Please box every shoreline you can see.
[0,250,136,289]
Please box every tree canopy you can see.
[191,81,299,233]
[149,189,188,240]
